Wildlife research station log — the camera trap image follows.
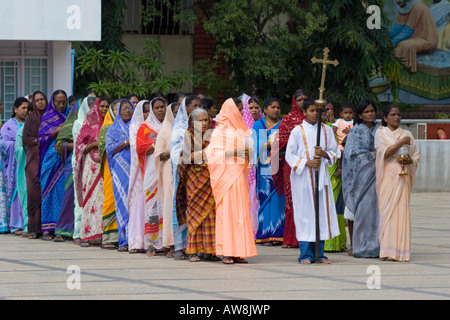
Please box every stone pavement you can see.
[1,193,449,303]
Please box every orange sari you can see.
[206,98,257,259]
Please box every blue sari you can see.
[170,98,188,253]
[38,100,69,233]
[252,117,285,243]
[105,99,134,248]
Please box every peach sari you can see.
[375,126,420,261]
[206,98,257,259]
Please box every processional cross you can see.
[310,47,339,264]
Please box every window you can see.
[123,0,194,35]
[0,41,49,122]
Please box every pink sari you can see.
[375,126,420,261]
[74,99,104,243]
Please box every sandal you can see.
[204,254,221,262]
[233,257,248,264]
[146,247,157,257]
[80,241,90,247]
[53,235,65,242]
[222,256,235,264]
[41,233,53,241]
[101,243,117,250]
[73,238,82,245]
[28,232,39,239]
[189,255,202,262]
[14,229,23,236]
[118,245,128,252]
[173,251,187,260]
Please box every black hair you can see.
[355,98,377,125]
[12,97,30,118]
[99,97,109,105]
[340,101,354,112]
[263,97,281,109]
[381,104,399,127]
[125,93,138,100]
[248,97,260,105]
[173,92,186,104]
[233,97,242,106]
[151,93,168,103]
[302,98,316,111]
[52,89,68,102]
[201,98,216,111]
[185,94,200,107]
[68,95,77,105]
[151,97,166,108]
[171,102,180,112]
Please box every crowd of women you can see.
[0,88,420,263]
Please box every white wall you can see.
[413,140,450,192]
[52,41,73,96]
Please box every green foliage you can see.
[295,0,398,108]
[75,39,193,100]
[199,0,327,99]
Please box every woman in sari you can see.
[105,99,135,252]
[252,97,285,245]
[71,96,96,244]
[153,103,177,256]
[206,98,258,264]
[127,100,150,253]
[53,99,81,242]
[176,108,218,262]
[270,89,308,248]
[22,91,48,239]
[98,100,120,249]
[322,100,347,252]
[136,98,165,256]
[170,94,201,259]
[15,103,32,236]
[0,97,29,234]
[242,95,261,237]
[38,90,70,240]
[342,98,380,258]
[75,98,109,247]
[375,104,420,262]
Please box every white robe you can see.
[285,121,340,242]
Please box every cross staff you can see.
[310,47,339,263]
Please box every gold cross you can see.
[311,47,339,106]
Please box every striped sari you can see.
[75,99,104,244]
[136,101,164,252]
[98,104,118,245]
[127,100,149,251]
[176,127,216,255]
[105,99,134,248]
[38,100,69,233]
[54,100,80,238]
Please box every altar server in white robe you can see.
[285,98,340,264]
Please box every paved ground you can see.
[1,193,449,304]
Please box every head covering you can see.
[37,97,69,179]
[206,98,250,204]
[105,99,134,163]
[269,90,308,194]
[22,91,48,147]
[240,93,262,130]
[98,101,117,160]
[170,97,189,182]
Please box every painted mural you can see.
[370,0,450,104]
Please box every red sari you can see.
[270,94,306,247]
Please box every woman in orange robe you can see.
[206,98,257,264]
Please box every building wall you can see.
[122,34,193,94]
